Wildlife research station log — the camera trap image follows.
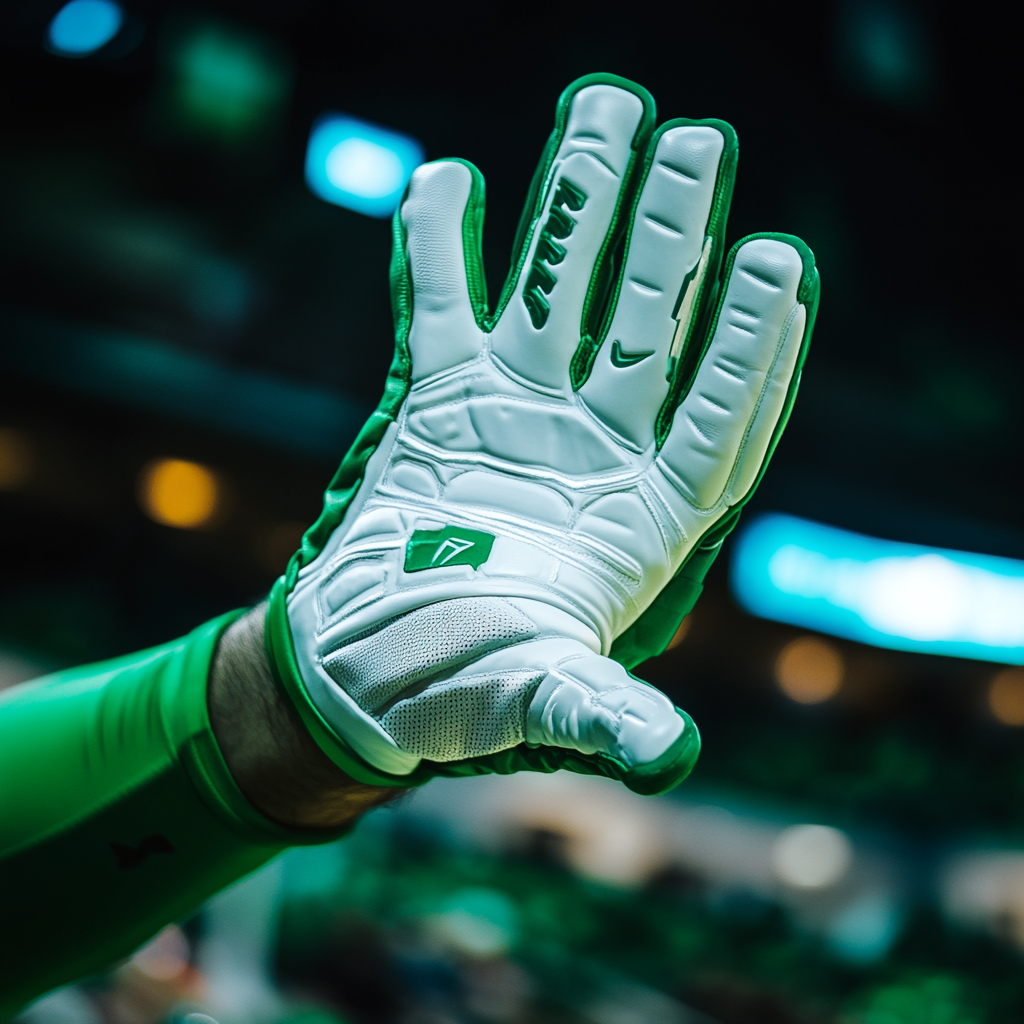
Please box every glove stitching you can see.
[722,300,801,508]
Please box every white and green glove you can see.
[266,74,819,795]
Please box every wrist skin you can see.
[208,604,404,830]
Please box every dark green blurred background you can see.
[2,2,1021,1022]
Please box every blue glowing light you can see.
[305,115,424,218]
[731,513,1024,664]
[47,0,123,56]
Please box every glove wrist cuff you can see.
[264,578,425,788]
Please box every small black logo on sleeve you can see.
[111,834,175,869]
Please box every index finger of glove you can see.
[489,75,654,392]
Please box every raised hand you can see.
[267,74,819,795]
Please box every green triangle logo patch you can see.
[404,525,495,573]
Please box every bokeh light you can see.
[666,614,692,650]
[305,114,424,217]
[733,513,1024,664]
[775,635,844,704]
[988,668,1024,727]
[129,924,190,981]
[139,458,220,529]
[772,824,853,889]
[166,21,292,143]
[0,429,34,490]
[46,0,123,57]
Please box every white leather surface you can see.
[286,84,808,776]
[403,161,484,382]
[579,125,725,448]
[655,239,805,512]
[489,85,646,391]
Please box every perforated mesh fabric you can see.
[380,670,545,761]
[321,597,537,715]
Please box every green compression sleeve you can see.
[0,611,343,1019]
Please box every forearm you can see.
[0,608,398,1017]
[209,605,400,829]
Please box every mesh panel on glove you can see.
[381,670,545,761]
[322,597,538,716]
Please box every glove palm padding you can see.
[266,74,819,794]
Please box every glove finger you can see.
[400,159,487,383]
[526,651,685,769]
[328,594,686,775]
[577,121,734,449]
[489,77,653,392]
[386,637,699,794]
[651,236,816,525]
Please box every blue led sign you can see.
[731,513,1024,664]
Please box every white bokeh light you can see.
[772,824,853,889]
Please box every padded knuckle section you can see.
[563,85,645,177]
[732,238,803,295]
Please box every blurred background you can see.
[2,0,1022,1021]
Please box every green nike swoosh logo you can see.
[610,340,654,368]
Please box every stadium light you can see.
[46,0,123,57]
[305,114,424,218]
[731,513,1024,664]
[138,458,221,530]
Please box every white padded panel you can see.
[728,302,806,504]
[656,239,804,511]
[574,491,668,569]
[490,85,645,391]
[407,396,629,474]
[444,470,572,526]
[320,557,386,618]
[403,161,485,382]
[389,459,440,498]
[580,126,725,448]
[526,653,683,766]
